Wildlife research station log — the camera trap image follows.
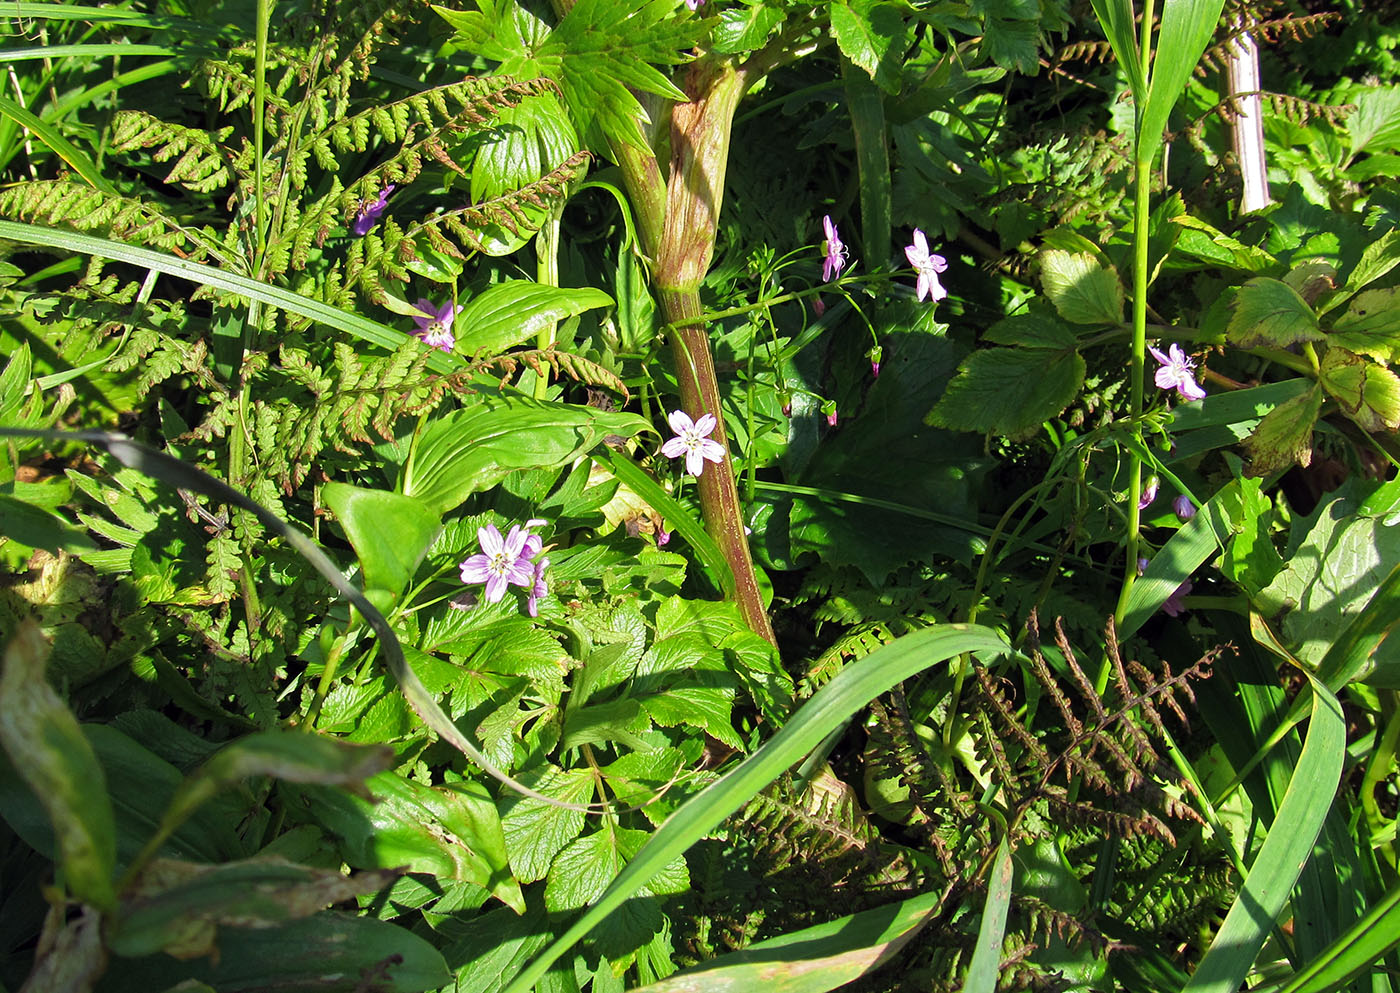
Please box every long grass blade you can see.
[965,835,1015,993]
[0,93,116,194]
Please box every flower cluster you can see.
[662,410,725,477]
[459,519,550,616]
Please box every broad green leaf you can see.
[403,395,652,516]
[1314,562,1400,690]
[0,494,99,553]
[983,312,1079,349]
[928,346,1086,439]
[629,888,943,993]
[323,483,439,597]
[1337,227,1400,299]
[966,835,1015,993]
[1227,277,1322,348]
[1328,287,1400,362]
[500,765,594,883]
[1166,379,1312,462]
[1319,347,1400,432]
[1345,84,1400,156]
[0,621,116,910]
[297,769,524,913]
[1040,249,1124,325]
[1181,671,1344,993]
[1274,880,1400,993]
[499,623,1011,993]
[712,2,785,53]
[1138,0,1226,158]
[1242,382,1322,477]
[471,90,578,205]
[1170,214,1277,271]
[99,913,450,993]
[456,280,613,355]
[108,857,402,959]
[830,0,909,93]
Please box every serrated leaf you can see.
[982,312,1079,348]
[712,3,784,53]
[928,346,1085,438]
[500,765,594,882]
[1319,348,1400,432]
[456,280,613,356]
[1040,250,1123,325]
[1243,382,1322,476]
[1328,287,1400,363]
[830,0,909,92]
[1228,277,1323,348]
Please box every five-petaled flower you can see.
[350,185,394,236]
[822,215,849,283]
[662,410,725,477]
[1149,343,1207,401]
[459,524,533,604]
[411,298,459,353]
[905,229,948,303]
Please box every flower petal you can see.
[667,409,695,435]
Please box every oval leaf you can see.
[456,280,613,356]
[323,483,440,597]
[1040,249,1124,326]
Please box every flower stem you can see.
[1115,153,1153,628]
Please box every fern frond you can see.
[0,181,220,257]
[110,111,238,194]
[477,347,629,400]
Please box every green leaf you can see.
[1319,347,1400,432]
[471,90,579,204]
[298,769,524,913]
[982,312,1079,349]
[403,395,652,516]
[1227,277,1322,348]
[108,857,402,959]
[500,765,594,883]
[1345,84,1400,156]
[0,93,117,195]
[456,280,614,356]
[830,0,909,93]
[1040,249,1124,325]
[0,621,116,910]
[629,888,943,993]
[1328,287,1400,363]
[712,2,785,53]
[1242,382,1322,477]
[1182,671,1344,993]
[966,835,1014,993]
[0,493,99,554]
[99,913,451,993]
[1138,0,1226,158]
[499,623,1011,993]
[928,346,1086,439]
[1274,880,1400,993]
[323,483,439,597]
[532,0,699,150]
[1087,0,1145,103]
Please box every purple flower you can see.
[1137,556,1150,577]
[1139,475,1159,510]
[869,345,882,378]
[411,298,459,353]
[1162,580,1193,617]
[812,295,826,318]
[459,524,533,604]
[1173,494,1196,521]
[822,215,849,283]
[1149,343,1207,401]
[656,526,671,547]
[826,407,838,427]
[905,229,948,303]
[350,185,394,236]
[661,410,725,477]
[526,557,549,617]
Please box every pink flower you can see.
[411,298,459,353]
[822,215,849,283]
[350,185,394,236]
[1149,343,1207,401]
[661,410,725,477]
[826,408,838,427]
[526,557,549,617]
[684,0,704,8]
[459,524,533,604]
[905,229,948,303]
[869,345,882,378]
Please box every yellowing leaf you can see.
[1040,249,1124,326]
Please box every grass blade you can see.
[0,93,116,194]
[1273,882,1400,993]
[500,624,1013,993]
[1181,669,1346,993]
[1138,0,1226,156]
[965,835,1015,993]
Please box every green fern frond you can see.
[110,111,238,194]
[0,181,217,256]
